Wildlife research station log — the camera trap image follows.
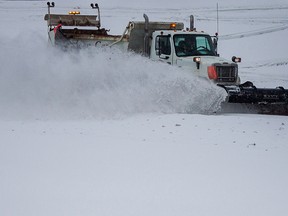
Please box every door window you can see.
[155,36,171,55]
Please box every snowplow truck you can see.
[44,2,288,115]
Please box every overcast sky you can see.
[45,0,287,8]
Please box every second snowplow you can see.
[44,2,288,115]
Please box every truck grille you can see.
[216,65,237,83]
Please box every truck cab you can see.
[149,30,240,85]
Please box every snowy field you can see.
[0,0,288,216]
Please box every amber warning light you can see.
[170,23,177,29]
[69,11,80,15]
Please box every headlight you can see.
[193,57,201,63]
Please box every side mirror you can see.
[212,37,218,55]
[232,56,241,63]
[213,37,218,49]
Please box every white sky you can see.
[45,0,288,8]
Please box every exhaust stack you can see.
[190,15,194,31]
[143,13,150,57]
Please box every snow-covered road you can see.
[1,114,288,216]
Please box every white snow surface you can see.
[0,1,288,216]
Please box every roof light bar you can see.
[69,11,80,15]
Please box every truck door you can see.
[155,35,172,64]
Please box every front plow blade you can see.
[218,81,288,115]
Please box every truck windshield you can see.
[173,34,216,57]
